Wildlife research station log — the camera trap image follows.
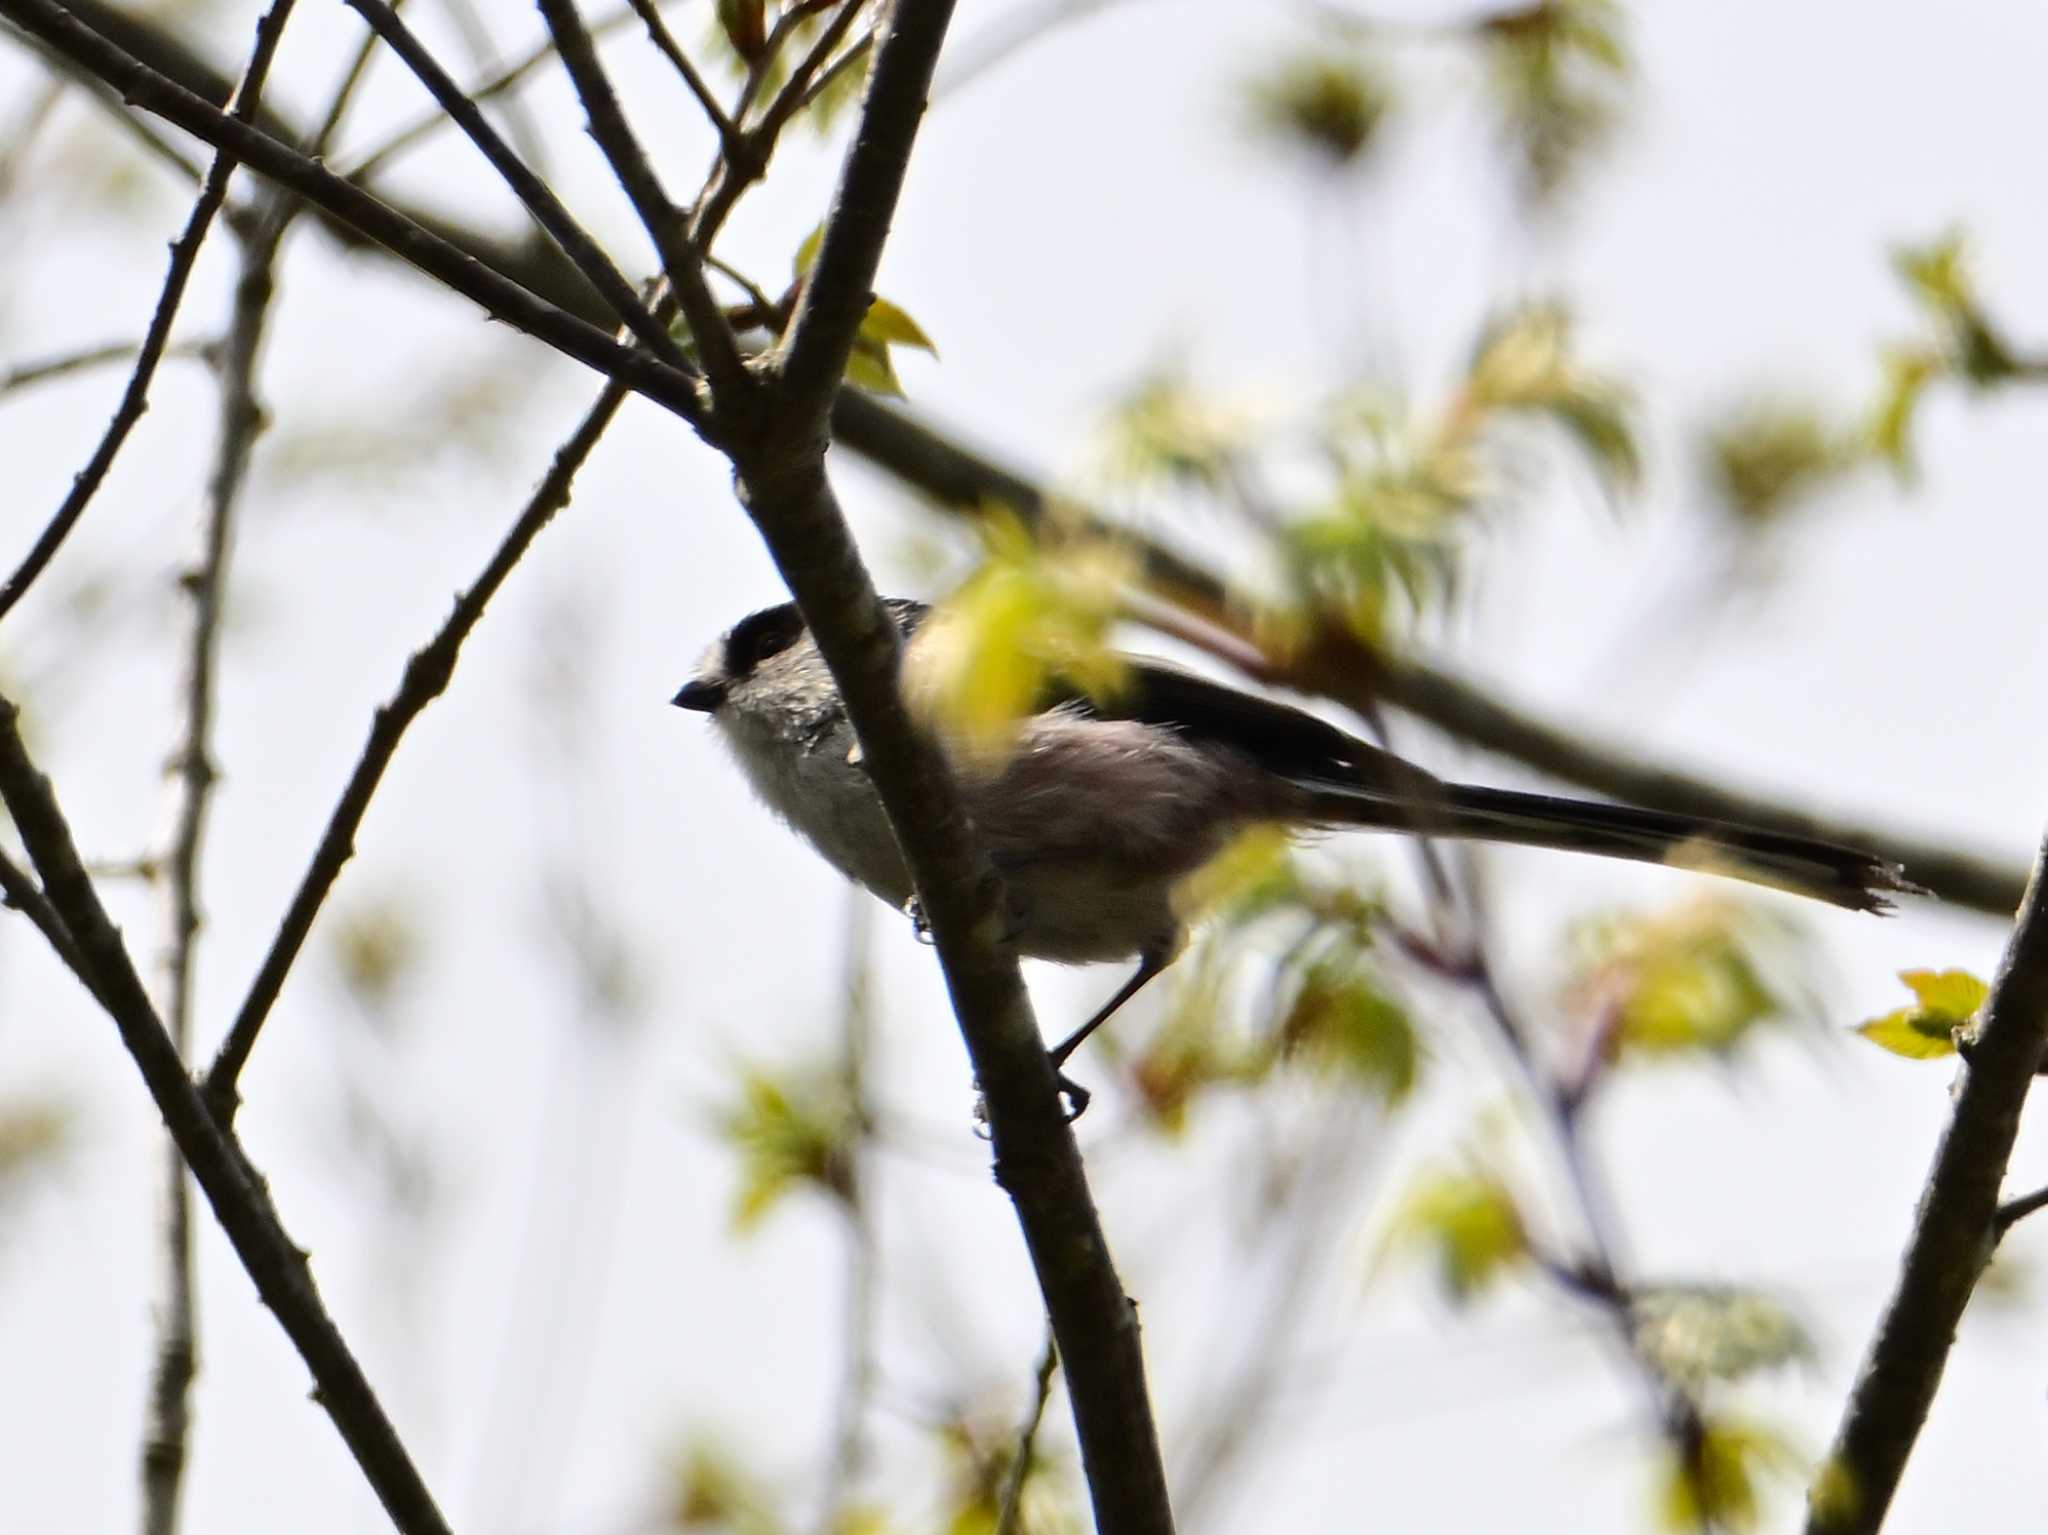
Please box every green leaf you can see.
[1654,1417,1802,1533]
[1564,901,1796,1060]
[860,296,936,354]
[792,220,824,278]
[717,1065,859,1231]
[1900,967,1990,1017]
[1865,345,1943,480]
[1385,1168,1528,1302]
[1853,967,1986,1060]
[1280,961,1419,1102]
[902,512,1135,754]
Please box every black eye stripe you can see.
[723,603,807,677]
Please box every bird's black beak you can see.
[671,678,725,712]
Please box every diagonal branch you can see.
[0,700,452,1535]
[204,383,627,1114]
[534,0,749,401]
[338,0,692,373]
[720,3,1173,1530]
[0,0,712,422]
[0,2,268,628]
[772,1,932,429]
[1805,838,2048,1534]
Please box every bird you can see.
[673,597,1911,1115]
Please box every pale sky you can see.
[4,2,2048,1531]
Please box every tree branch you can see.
[0,0,713,424]
[533,0,748,400]
[1805,838,2048,1534]
[0,700,452,1535]
[719,4,1172,1529]
[204,383,626,1114]
[0,5,261,628]
[338,0,693,374]
[772,0,931,428]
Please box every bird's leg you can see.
[1047,944,1173,1120]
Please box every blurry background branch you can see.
[1807,841,2048,1535]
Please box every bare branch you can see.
[205,383,627,1114]
[339,0,693,373]
[0,4,267,627]
[0,846,96,995]
[0,338,205,397]
[343,0,660,180]
[0,699,452,1535]
[772,1,933,428]
[130,8,303,1528]
[0,0,714,423]
[719,3,1173,1529]
[534,0,749,401]
[995,1335,1059,1535]
[627,0,738,144]
[1806,840,2048,1534]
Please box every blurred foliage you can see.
[1702,400,1851,528]
[716,1062,861,1230]
[1854,967,1985,1061]
[260,346,540,495]
[1130,841,1421,1128]
[328,894,423,1015]
[1653,1416,1802,1534]
[666,1436,785,1534]
[704,0,872,131]
[1862,231,2047,479]
[1083,306,1632,649]
[791,222,938,396]
[1244,51,1394,168]
[904,510,1134,755]
[1382,1164,1530,1302]
[1095,371,1253,494]
[932,1403,1079,1535]
[1630,1286,1813,1393]
[0,1093,71,1216]
[1474,0,1630,209]
[1559,899,1806,1062]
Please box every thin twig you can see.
[749,0,869,142]
[342,0,661,180]
[339,0,693,374]
[2,0,715,425]
[0,698,452,1535]
[791,27,875,118]
[822,890,879,1530]
[305,0,397,157]
[994,1334,1060,1535]
[134,7,302,1529]
[0,845,96,996]
[0,26,255,628]
[535,0,750,401]
[719,2,1172,1529]
[204,383,628,1114]
[1807,840,2048,1535]
[435,0,551,172]
[1994,1183,2048,1239]
[627,0,739,143]
[0,339,203,398]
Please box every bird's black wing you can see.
[1041,656,1438,797]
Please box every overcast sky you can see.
[4,2,2048,1531]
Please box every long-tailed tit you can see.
[674,599,1909,1114]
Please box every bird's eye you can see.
[723,603,807,677]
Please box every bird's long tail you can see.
[1300,781,1915,912]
